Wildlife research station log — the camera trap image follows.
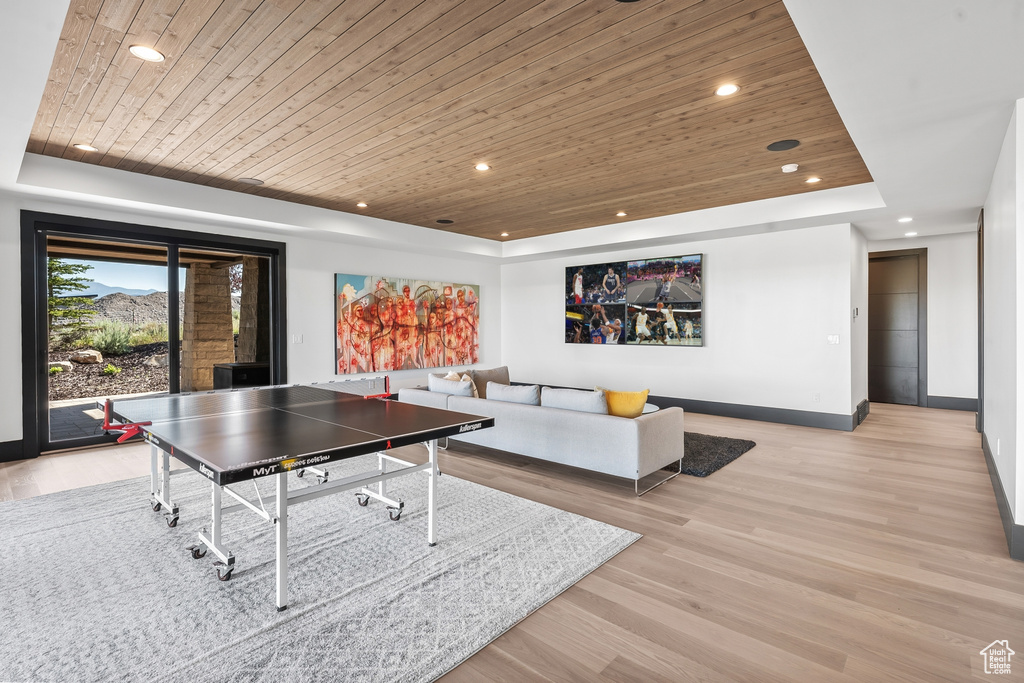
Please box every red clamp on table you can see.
[101,399,152,443]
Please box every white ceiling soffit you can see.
[783,0,1024,240]
[18,153,504,260]
[501,183,885,262]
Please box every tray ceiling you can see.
[29,0,872,241]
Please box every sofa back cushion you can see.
[471,366,510,399]
[541,387,608,414]
[487,381,540,405]
[427,373,475,396]
[597,387,650,418]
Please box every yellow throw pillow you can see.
[597,387,649,418]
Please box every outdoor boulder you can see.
[143,353,169,367]
[70,349,103,364]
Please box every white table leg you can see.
[276,470,288,612]
[428,438,438,546]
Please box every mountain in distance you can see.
[80,282,160,298]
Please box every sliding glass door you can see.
[21,212,286,456]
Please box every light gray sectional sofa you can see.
[398,377,685,495]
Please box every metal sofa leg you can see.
[635,458,683,496]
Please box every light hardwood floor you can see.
[2,403,1020,681]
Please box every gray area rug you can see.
[0,454,639,682]
[679,432,757,477]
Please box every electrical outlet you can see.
[827,334,840,345]
[812,393,820,403]
[291,334,303,344]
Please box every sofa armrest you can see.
[397,387,450,410]
[634,407,685,479]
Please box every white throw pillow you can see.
[540,387,607,414]
[444,370,462,381]
[427,373,474,396]
[487,382,540,406]
[460,373,479,398]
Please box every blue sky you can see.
[65,259,186,292]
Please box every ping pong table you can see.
[104,377,493,611]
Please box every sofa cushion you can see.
[541,387,607,414]
[427,373,475,396]
[471,366,510,399]
[598,387,650,418]
[487,381,540,405]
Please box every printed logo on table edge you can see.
[280,454,331,471]
[981,640,1014,675]
[198,463,214,480]
[458,422,482,433]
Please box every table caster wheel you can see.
[152,502,162,512]
[167,516,178,528]
[217,568,233,582]
[356,494,369,507]
[296,469,305,478]
[317,475,329,485]
[189,546,207,560]
[388,508,402,522]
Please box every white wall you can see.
[982,103,1019,518]
[867,231,979,400]
[0,192,501,444]
[501,223,858,417]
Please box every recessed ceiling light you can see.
[356,202,368,208]
[475,163,490,171]
[905,232,918,237]
[436,219,454,224]
[767,139,800,152]
[898,216,913,223]
[781,163,799,173]
[129,45,165,62]
[616,211,627,217]
[73,143,97,152]
[500,232,509,237]
[715,84,739,97]
[237,177,263,185]
[805,176,821,183]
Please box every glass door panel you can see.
[45,236,172,445]
[178,249,272,391]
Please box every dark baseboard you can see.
[649,396,858,431]
[517,381,859,431]
[0,439,25,463]
[927,395,979,412]
[982,433,1024,561]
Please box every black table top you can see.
[111,386,492,485]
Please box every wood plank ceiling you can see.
[30,0,872,241]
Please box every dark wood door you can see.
[868,254,920,405]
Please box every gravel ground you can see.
[48,342,169,401]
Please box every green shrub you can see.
[91,321,133,356]
[129,322,169,346]
[49,366,63,374]
[103,363,121,376]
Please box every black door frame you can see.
[867,247,928,407]
[20,211,287,459]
